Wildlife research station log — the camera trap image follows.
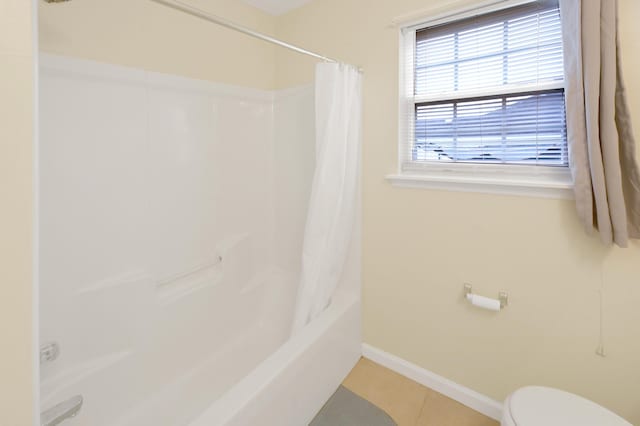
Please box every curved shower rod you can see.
[149,0,340,63]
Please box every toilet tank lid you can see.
[507,386,632,426]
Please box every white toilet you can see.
[501,386,632,426]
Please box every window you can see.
[392,0,573,197]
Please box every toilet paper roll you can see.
[466,293,501,311]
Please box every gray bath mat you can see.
[310,386,397,426]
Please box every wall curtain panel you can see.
[560,0,640,246]
[291,63,362,333]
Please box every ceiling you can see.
[240,0,314,16]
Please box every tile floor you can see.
[342,358,499,426]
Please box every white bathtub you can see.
[41,265,359,426]
[103,272,361,426]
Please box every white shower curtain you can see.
[291,63,362,334]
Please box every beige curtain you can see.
[560,0,640,247]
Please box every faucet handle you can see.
[40,342,60,364]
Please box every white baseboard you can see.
[362,343,503,421]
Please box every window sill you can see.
[386,164,574,199]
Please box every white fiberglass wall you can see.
[39,54,316,425]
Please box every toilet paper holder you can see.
[464,283,508,309]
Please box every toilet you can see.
[502,386,631,426]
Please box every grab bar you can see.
[156,254,223,287]
[41,395,83,426]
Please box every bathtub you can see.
[109,273,362,426]
[41,265,360,426]
[111,274,362,426]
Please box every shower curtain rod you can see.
[149,0,339,63]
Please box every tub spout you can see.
[41,395,83,426]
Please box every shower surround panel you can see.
[39,54,361,425]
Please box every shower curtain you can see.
[291,63,362,334]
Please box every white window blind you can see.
[407,0,567,167]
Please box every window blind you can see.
[410,0,567,166]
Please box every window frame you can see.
[389,0,573,199]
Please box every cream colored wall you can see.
[0,0,36,425]
[39,0,277,89]
[277,0,640,423]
